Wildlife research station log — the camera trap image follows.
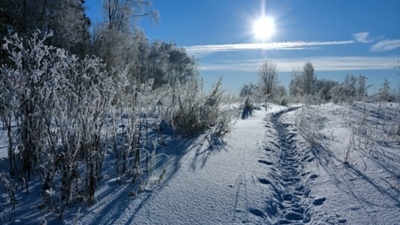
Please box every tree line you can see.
[0,0,198,87]
[241,60,398,105]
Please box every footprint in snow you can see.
[258,178,271,185]
[258,159,273,165]
[248,208,265,218]
[285,211,303,221]
[313,197,327,206]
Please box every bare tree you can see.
[103,0,158,32]
[259,60,278,98]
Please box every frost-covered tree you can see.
[93,0,160,77]
[94,0,198,90]
[240,83,258,97]
[358,75,367,99]
[313,79,339,101]
[379,78,395,101]
[328,75,369,103]
[344,74,355,89]
[289,62,316,97]
[329,84,355,103]
[344,74,357,97]
[146,40,198,88]
[93,0,157,67]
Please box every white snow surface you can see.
[79,105,284,225]
[1,103,400,224]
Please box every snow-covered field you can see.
[1,102,400,224]
[290,102,400,224]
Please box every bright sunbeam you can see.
[253,16,275,41]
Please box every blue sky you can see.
[85,0,400,94]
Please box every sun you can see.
[253,17,275,41]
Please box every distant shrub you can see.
[329,84,354,103]
[241,97,253,119]
[168,77,232,138]
[277,97,288,106]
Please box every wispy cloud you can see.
[353,32,371,43]
[184,40,354,55]
[200,56,399,73]
[370,39,400,52]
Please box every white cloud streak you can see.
[200,56,399,73]
[184,40,355,55]
[370,39,400,52]
[353,32,371,43]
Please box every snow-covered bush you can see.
[0,31,120,216]
[328,84,355,103]
[294,105,326,147]
[160,77,232,140]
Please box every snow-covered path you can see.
[79,106,291,224]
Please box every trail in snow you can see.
[260,107,347,225]
[269,108,311,223]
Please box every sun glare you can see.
[253,17,275,41]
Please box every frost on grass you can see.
[0,32,234,223]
